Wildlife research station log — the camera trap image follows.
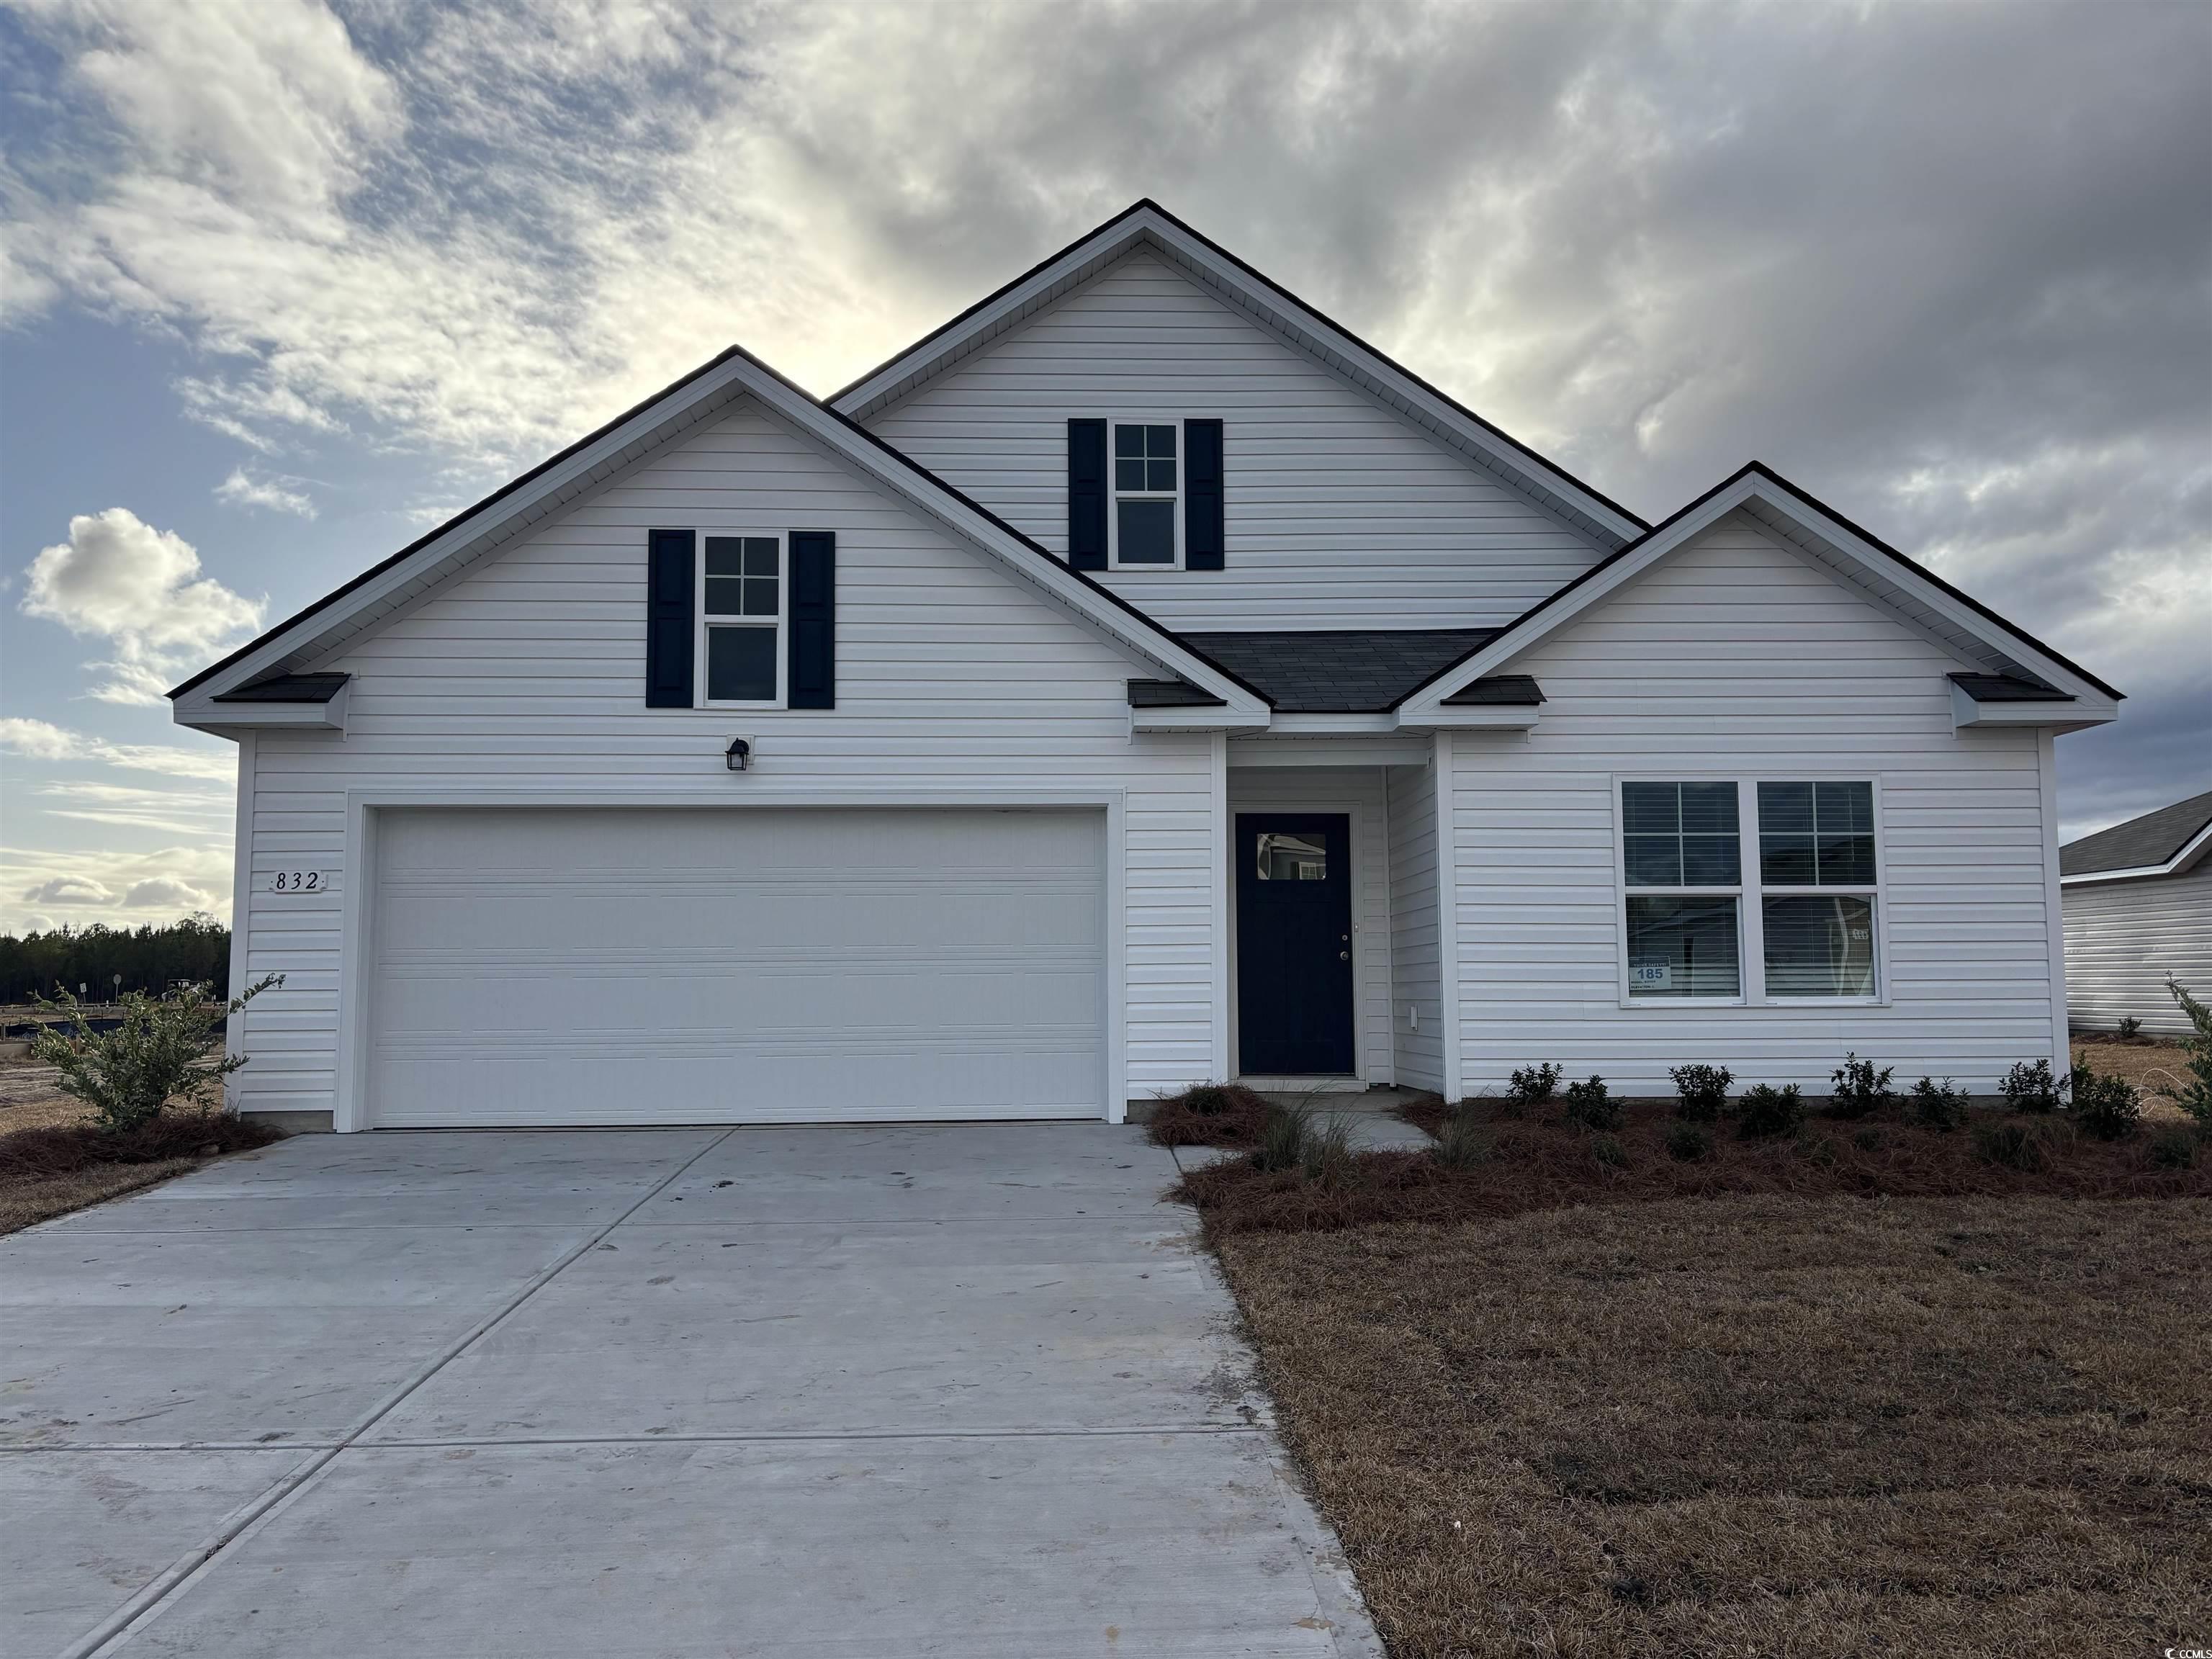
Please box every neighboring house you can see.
[170,201,2123,1130]
[2060,791,2212,1037]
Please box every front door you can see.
[1234,813,1355,1076]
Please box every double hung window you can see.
[1619,779,1881,1002]
[1110,422,1179,567]
[699,535,782,706]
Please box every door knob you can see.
[1339,950,1350,961]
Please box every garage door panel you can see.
[367,808,1107,1127]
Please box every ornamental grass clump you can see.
[1826,1053,1896,1120]
[30,977,280,1136]
[1668,1064,1732,1122]
[1976,1117,2066,1172]
[1430,1107,1493,1172]
[1736,1083,1805,1139]
[1560,1075,1620,1132]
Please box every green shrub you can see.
[2167,977,2212,1125]
[1560,1075,1619,1130]
[30,977,279,1135]
[2067,1053,2141,1141]
[1590,1133,1628,1168]
[2000,1058,2064,1115]
[1736,1083,1804,1138]
[1908,1076,1969,1133]
[2147,1124,2198,1171]
[1668,1064,1732,1122]
[1826,1053,1896,1119]
[1506,1063,1564,1107]
[1431,1107,1493,1172]
[2116,1016,2142,1040]
[1663,1122,1711,1161]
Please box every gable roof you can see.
[1395,460,2126,716]
[829,199,1648,552]
[168,344,1273,720]
[2061,790,2212,881]
[1179,628,1497,712]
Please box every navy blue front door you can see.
[1235,813,1355,1075]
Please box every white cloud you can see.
[215,467,317,518]
[122,876,214,909]
[22,876,114,906]
[19,509,264,703]
[0,716,238,783]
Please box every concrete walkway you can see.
[1,1125,1379,1658]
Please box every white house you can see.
[2061,791,2212,1037]
[171,202,2122,1131]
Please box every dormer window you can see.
[1110,422,1179,567]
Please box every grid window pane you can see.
[1763,895,1876,996]
[1146,424,1176,458]
[703,577,745,617]
[1115,458,1146,491]
[1627,896,1740,997]
[704,538,745,577]
[740,578,778,618]
[1761,781,1876,886]
[706,625,777,701]
[1624,836,1682,887]
[1117,499,1176,563]
[1115,424,1144,458]
[742,538,778,577]
[1622,782,1738,889]
[1147,458,1177,490]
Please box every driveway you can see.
[1,1124,1377,1657]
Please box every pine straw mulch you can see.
[1214,1195,2212,1659]
[1174,1096,2211,1236]
[1143,1082,1277,1148]
[0,1108,286,1235]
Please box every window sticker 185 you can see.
[268,871,325,892]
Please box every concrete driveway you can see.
[1,1124,1377,1657]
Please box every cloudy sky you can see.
[2,0,2206,934]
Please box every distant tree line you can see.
[0,914,230,1004]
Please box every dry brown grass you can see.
[2072,1033,2198,1120]
[1144,1082,1276,1148]
[1215,1196,2212,1659]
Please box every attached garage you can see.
[361,806,1108,1128]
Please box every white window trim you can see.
[696,531,786,710]
[1610,775,1892,1010]
[1107,417,1183,572]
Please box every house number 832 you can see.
[271,871,323,892]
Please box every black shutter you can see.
[788,530,835,709]
[645,528,695,708]
[1184,418,1224,570]
[1067,418,1107,570]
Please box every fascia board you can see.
[2060,820,2212,884]
[1950,680,2118,733]
[173,357,755,706]
[1400,475,1762,714]
[176,683,349,733]
[753,382,1268,716]
[1129,708,1272,734]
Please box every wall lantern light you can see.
[725,737,752,772]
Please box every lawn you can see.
[1215,1195,2212,1658]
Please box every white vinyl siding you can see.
[1446,512,2061,1095]
[228,395,1218,1123]
[864,248,1608,631]
[1227,767,1395,1082]
[2063,864,2212,1037]
[1386,760,1443,1092]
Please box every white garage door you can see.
[365,806,1107,1127]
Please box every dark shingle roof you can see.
[211,673,351,703]
[1442,673,1545,707]
[1950,672,2073,703]
[1177,629,1497,712]
[1127,678,1225,709]
[2061,790,2212,877]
